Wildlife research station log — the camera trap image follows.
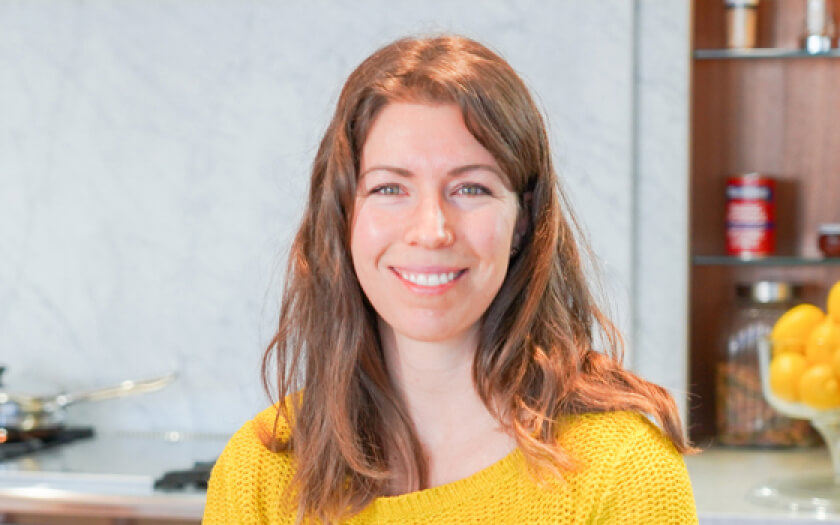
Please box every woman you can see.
[204,35,698,524]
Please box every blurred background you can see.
[0,0,689,435]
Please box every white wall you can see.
[634,0,691,419]
[0,0,689,434]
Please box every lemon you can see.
[828,281,840,324]
[771,304,825,354]
[805,319,840,366]
[832,348,840,382]
[769,352,807,401]
[798,364,840,409]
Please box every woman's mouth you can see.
[390,267,467,291]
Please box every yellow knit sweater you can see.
[204,406,697,524]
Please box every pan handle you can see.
[53,373,178,408]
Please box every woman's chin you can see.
[380,315,480,347]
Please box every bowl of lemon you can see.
[751,280,840,512]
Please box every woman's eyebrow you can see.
[359,164,503,178]
[449,164,504,178]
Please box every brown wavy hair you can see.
[262,34,695,523]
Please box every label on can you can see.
[726,174,775,257]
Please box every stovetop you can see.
[0,429,214,491]
[0,430,228,518]
[0,430,227,491]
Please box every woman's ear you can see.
[511,191,532,255]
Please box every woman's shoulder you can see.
[204,403,298,524]
[560,410,682,462]
[217,401,294,464]
[561,411,697,522]
[563,409,668,439]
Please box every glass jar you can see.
[725,0,759,49]
[803,0,833,54]
[818,223,840,257]
[716,281,817,446]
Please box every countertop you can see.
[3,433,840,523]
[687,446,840,524]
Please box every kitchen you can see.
[1,1,839,523]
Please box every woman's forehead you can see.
[357,101,524,189]
[362,103,495,162]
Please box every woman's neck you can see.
[380,319,484,428]
[379,320,516,490]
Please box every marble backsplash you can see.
[0,0,689,434]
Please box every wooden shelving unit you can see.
[689,0,840,442]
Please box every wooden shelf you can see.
[695,48,840,59]
[693,256,840,266]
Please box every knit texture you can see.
[204,406,698,524]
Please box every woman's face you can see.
[350,102,520,345]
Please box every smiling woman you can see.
[203,34,698,524]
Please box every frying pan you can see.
[0,365,176,432]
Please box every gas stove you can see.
[0,430,228,520]
[0,426,214,490]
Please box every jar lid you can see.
[818,223,840,235]
[725,0,759,6]
[727,172,774,184]
[736,281,797,303]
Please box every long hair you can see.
[262,34,694,523]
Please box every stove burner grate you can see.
[0,427,95,461]
[154,461,215,491]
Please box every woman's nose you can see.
[404,194,454,248]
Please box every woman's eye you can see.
[370,184,403,196]
[455,184,491,196]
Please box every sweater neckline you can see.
[364,446,524,517]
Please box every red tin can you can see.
[726,174,775,258]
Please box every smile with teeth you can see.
[392,268,466,287]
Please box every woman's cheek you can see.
[351,205,401,261]
[473,209,516,255]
